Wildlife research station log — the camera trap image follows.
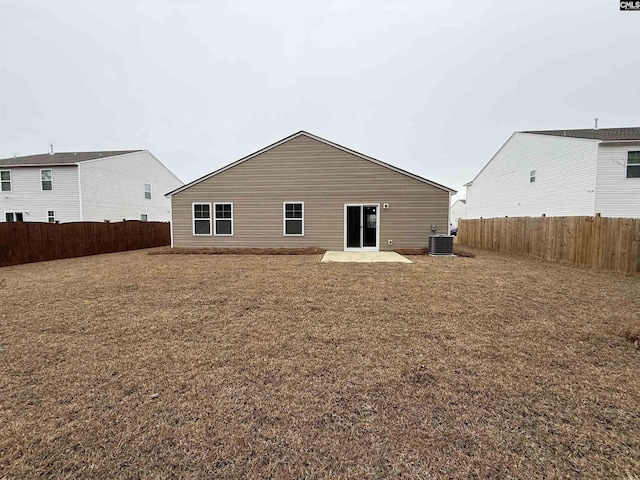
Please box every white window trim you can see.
[283,201,304,236]
[530,169,536,183]
[192,202,212,236]
[627,151,640,179]
[214,202,234,236]
[0,170,11,192]
[41,169,53,191]
[144,182,152,200]
[47,210,56,223]
[4,211,25,222]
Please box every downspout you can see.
[170,199,174,249]
[448,191,452,234]
[169,195,174,250]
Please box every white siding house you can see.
[595,144,640,218]
[450,199,467,228]
[465,127,640,219]
[0,165,81,223]
[0,150,182,223]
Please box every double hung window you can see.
[193,203,212,235]
[214,203,233,235]
[284,202,304,236]
[627,152,640,178]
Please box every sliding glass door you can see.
[344,204,378,250]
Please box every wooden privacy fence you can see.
[458,216,640,275]
[0,221,170,267]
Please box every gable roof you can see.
[166,131,455,196]
[0,150,142,167]
[522,127,640,141]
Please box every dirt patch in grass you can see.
[394,248,429,256]
[452,247,475,257]
[394,247,475,258]
[0,248,639,478]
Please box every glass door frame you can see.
[343,203,380,251]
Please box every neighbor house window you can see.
[627,151,640,178]
[530,169,536,183]
[284,202,304,236]
[144,183,152,199]
[214,203,233,235]
[1,170,10,191]
[41,169,52,190]
[5,212,24,222]
[193,203,211,235]
[47,210,55,223]
[141,214,148,222]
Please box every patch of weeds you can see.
[623,322,640,349]
[405,365,436,386]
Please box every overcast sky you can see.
[1,0,638,201]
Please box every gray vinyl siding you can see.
[171,135,449,250]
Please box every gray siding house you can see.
[167,131,455,251]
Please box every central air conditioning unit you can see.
[429,235,454,256]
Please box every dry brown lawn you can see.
[1,248,639,479]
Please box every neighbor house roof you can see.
[0,150,142,167]
[167,131,456,196]
[522,127,640,141]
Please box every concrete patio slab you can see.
[321,251,413,263]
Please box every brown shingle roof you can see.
[521,127,640,141]
[0,150,141,166]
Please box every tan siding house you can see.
[167,131,455,251]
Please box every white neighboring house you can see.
[0,150,183,223]
[465,127,640,219]
[450,199,466,228]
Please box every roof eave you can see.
[0,162,80,168]
[599,139,640,145]
[519,132,603,143]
